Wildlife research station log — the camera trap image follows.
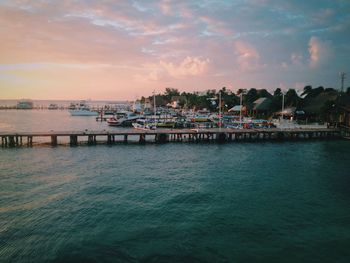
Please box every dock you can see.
[0,127,344,148]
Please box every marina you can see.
[1,1,350,262]
[0,127,343,147]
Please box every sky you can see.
[0,0,349,100]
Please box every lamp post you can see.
[219,91,222,129]
[153,90,157,129]
[281,91,285,121]
[239,89,247,128]
[239,93,243,127]
[281,92,285,121]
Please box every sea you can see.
[1,108,350,263]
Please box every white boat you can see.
[68,101,98,116]
[132,91,158,130]
[132,119,157,130]
[107,111,140,127]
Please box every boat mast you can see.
[153,90,156,126]
[281,91,285,121]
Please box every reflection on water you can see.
[0,110,118,132]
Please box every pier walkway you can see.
[0,127,342,147]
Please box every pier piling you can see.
[51,136,58,146]
[0,128,342,148]
[70,135,78,146]
[139,134,146,144]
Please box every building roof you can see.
[228,105,242,112]
[253,97,272,111]
[303,91,338,114]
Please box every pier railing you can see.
[0,127,342,148]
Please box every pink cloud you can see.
[291,53,303,65]
[134,56,210,82]
[159,0,171,15]
[234,41,265,72]
[308,36,332,68]
[160,56,210,78]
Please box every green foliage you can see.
[246,88,258,104]
[285,89,300,107]
[273,88,282,97]
[164,88,180,101]
[141,86,344,123]
[302,85,312,96]
[258,89,273,98]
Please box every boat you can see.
[48,103,59,110]
[132,119,157,130]
[132,91,158,130]
[107,111,140,127]
[68,103,76,110]
[156,120,175,128]
[186,109,211,122]
[16,100,34,109]
[68,101,98,116]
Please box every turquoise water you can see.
[1,141,350,262]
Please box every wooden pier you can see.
[0,128,343,148]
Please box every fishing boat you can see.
[68,101,98,116]
[132,119,157,130]
[107,111,140,127]
[132,91,158,130]
[156,120,175,128]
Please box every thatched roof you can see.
[253,97,272,111]
[303,91,338,114]
[336,93,350,112]
[228,105,243,112]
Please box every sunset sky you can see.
[0,0,349,100]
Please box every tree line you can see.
[141,86,350,114]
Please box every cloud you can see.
[234,41,265,72]
[291,53,303,65]
[160,56,210,78]
[134,56,210,82]
[159,0,171,15]
[199,16,234,37]
[308,36,332,68]
[0,0,349,98]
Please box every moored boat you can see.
[16,100,34,109]
[48,103,59,110]
[132,119,157,130]
[107,111,140,127]
[68,101,98,116]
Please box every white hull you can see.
[69,110,98,116]
[132,122,156,130]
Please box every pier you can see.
[0,128,343,148]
